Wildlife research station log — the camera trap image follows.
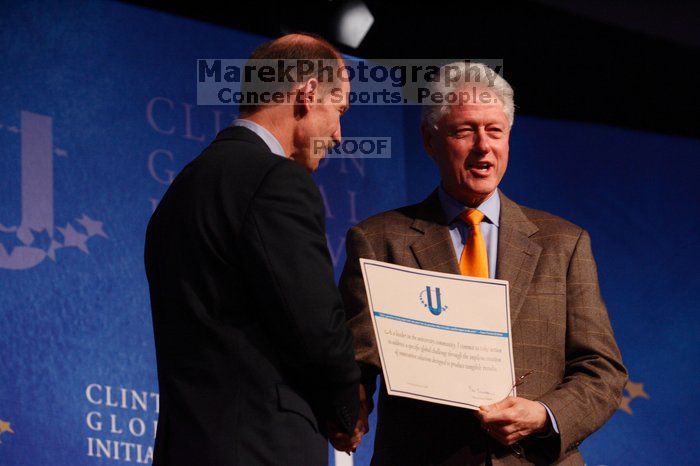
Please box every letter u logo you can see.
[426,286,442,315]
[0,111,55,270]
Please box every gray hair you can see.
[420,61,515,128]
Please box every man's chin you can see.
[305,159,322,173]
[308,152,327,172]
[290,153,321,173]
[453,182,498,205]
[468,177,499,193]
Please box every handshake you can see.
[327,384,370,454]
[325,383,551,455]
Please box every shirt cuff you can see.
[536,401,560,437]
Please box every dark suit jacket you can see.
[145,126,360,466]
[339,190,627,465]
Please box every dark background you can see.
[125,0,700,139]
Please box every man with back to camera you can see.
[335,62,627,464]
[144,33,364,465]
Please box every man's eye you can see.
[452,128,473,137]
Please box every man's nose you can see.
[474,128,491,154]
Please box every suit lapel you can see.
[407,190,541,323]
[496,193,542,323]
[408,191,461,275]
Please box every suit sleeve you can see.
[338,225,381,405]
[241,160,360,434]
[534,229,628,459]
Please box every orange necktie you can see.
[459,209,489,278]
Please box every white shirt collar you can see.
[231,119,286,158]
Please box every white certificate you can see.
[360,258,516,410]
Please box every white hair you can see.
[420,61,515,128]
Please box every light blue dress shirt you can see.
[438,186,500,279]
[231,119,286,158]
[437,186,560,436]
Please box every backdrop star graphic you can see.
[46,239,63,261]
[618,379,650,415]
[618,395,633,415]
[29,228,51,250]
[76,214,108,238]
[57,223,89,254]
[0,419,14,443]
[626,381,649,400]
[0,215,107,262]
[0,230,25,255]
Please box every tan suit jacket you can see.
[339,190,627,465]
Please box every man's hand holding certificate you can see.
[360,258,517,409]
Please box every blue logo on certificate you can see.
[419,286,448,316]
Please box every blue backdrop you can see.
[1,1,699,465]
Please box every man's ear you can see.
[294,78,319,117]
[421,122,436,159]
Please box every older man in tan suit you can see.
[336,62,627,465]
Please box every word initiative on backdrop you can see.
[84,383,159,464]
